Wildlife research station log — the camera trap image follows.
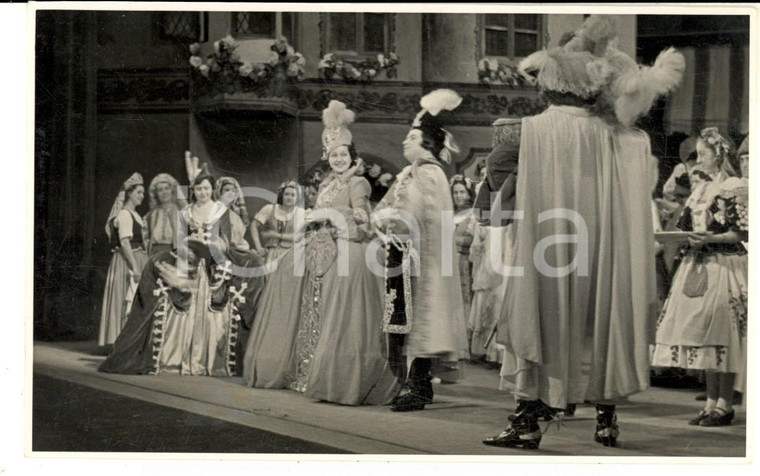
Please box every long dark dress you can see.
[99,204,265,376]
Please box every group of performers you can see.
[95,15,748,450]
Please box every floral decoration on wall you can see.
[188,35,306,96]
[477,58,529,87]
[317,52,399,83]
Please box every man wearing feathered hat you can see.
[374,89,470,412]
[483,15,685,449]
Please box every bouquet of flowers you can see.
[189,36,306,95]
[318,52,399,83]
[477,57,526,87]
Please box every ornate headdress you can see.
[700,127,738,177]
[520,15,685,127]
[214,176,249,226]
[105,172,144,240]
[411,89,463,163]
[148,173,187,211]
[321,100,355,160]
[518,17,617,99]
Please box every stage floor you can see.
[31,341,747,458]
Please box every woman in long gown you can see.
[243,183,308,389]
[144,173,187,257]
[295,100,401,405]
[245,102,400,406]
[250,180,305,271]
[652,128,747,427]
[99,169,265,376]
[98,173,149,348]
[450,176,475,325]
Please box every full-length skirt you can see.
[298,240,402,406]
[243,248,305,388]
[98,249,148,347]
[99,250,264,376]
[469,227,510,362]
[651,252,748,392]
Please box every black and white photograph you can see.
[6,1,758,469]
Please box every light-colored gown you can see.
[651,175,748,393]
[98,208,149,347]
[295,174,401,405]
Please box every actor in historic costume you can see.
[483,15,685,449]
[375,89,470,412]
[144,173,187,257]
[99,173,149,348]
[99,166,265,376]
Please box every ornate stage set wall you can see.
[34,11,748,341]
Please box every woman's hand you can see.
[131,270,141,284]
[688,231,715,247]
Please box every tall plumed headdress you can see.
[105,172,144,240]
[520,15,686,127]
[148,173,187,211]
[321,100,355,160]
[518,16,618,100]
[411,89,462,163]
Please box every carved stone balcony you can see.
[97,69,545,124]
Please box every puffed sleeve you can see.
[254,204,274,226]
[349,177,371,215]
[116,209,134,241]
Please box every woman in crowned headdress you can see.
[652,127,747,428]
[144,173,187,256]
[374,89,470,412]
[296,100,401,405]
[99,173,149,349]
[245,100,401,405]
[99,165,265,376]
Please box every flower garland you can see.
[318,52,399,83]
[477,57,528,87]
[189,35,306,96]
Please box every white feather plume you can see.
[322,100,356,129]
[419,89,462,117]
[612,47,685,127]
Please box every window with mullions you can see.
[324,13,391,56]
[232,12,298,43]
[157,12,207,43]
[480,14,546,59]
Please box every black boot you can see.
[507,399,558,422]
[391,358,433,412]
[594,404,619,447]
[483,400,543,449]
